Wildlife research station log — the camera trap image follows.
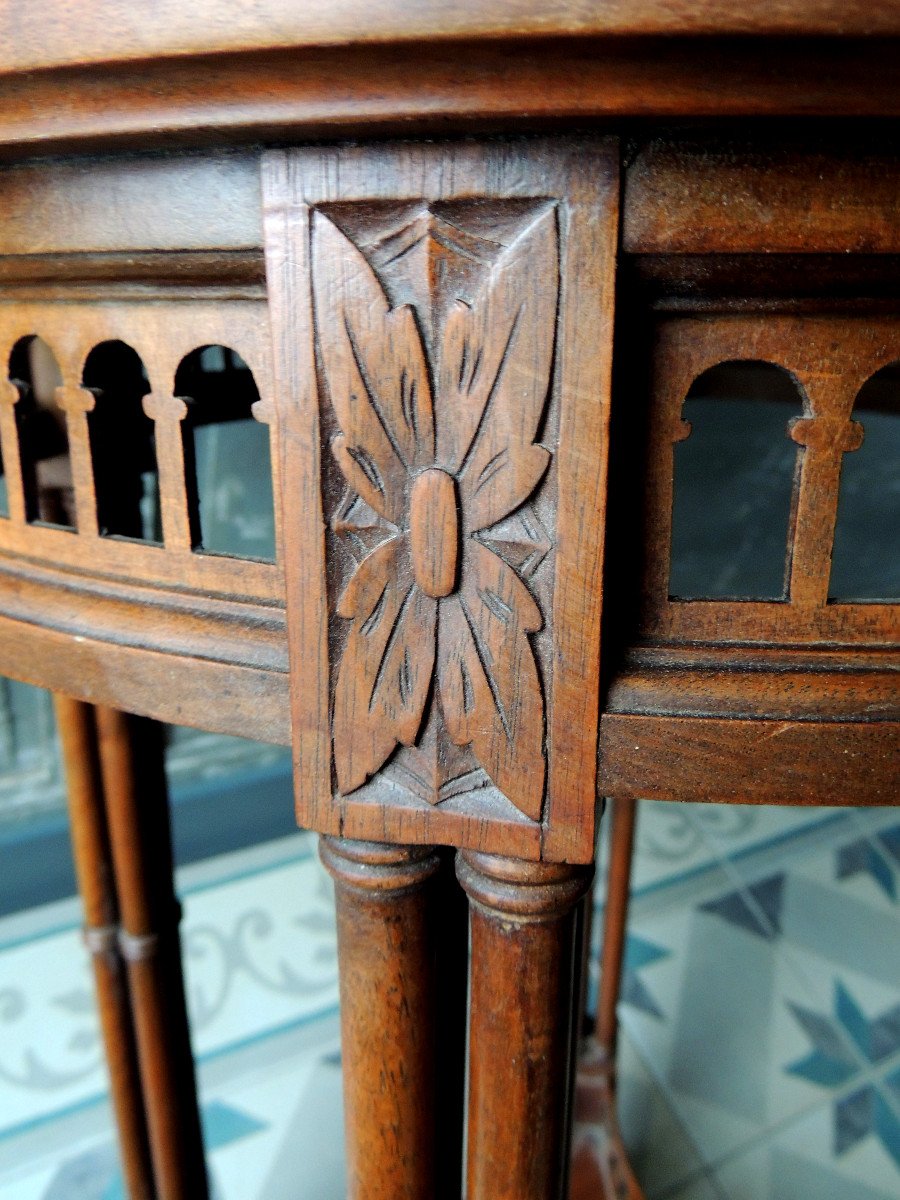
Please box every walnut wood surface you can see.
[599,715,899,806]
[626,136,900,256]
[95,707,208,1200]
[54,696,155,1200]
[263,137,617,864]
[0,40,895,1200]
[320,839,465,1200]
[7,42,900,158]
[7,0,900,76]
[458,851,593,1200]
[637,314,898,644]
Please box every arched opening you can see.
[7,336,74,529]
[669,360,803,600]
[830,362,900,600]
[83,340,159,542]
[174,345,274,560]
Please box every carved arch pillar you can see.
[0,377,27,523]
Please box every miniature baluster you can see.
[54,383,98,536]
[0,377,29,523]
[142,392,197,551]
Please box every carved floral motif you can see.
[312,207,559,819]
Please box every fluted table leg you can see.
[457,851,593,1200]
[54,695,155,1200]
[95,706,208,1200]
[320,837,465,1200]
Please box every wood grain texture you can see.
[0,245,291,743]
[637,314,899,645]
[54,696,155,1200]
[95,707,208,1200]
[320,838,465,1200]
[7,0,900,76]
[458,851,593,1200]
[6,42,900,158]
[0,154,261,253]
[599,715,899,806]
[626,137,900,255]
[263,137,617,864]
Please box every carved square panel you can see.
[262,139,618,862]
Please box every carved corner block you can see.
[263,139,618,862]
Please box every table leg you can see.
[569,796,643,1200]
[95,706,208,1200]
[54,695,156,1200]
[320,837,465,1200]
[457,851,593,1200]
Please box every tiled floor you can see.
[593,801,900,1200]
[0,803,897,1198]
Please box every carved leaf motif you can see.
[333,537,437,792]
[312,213,435,522]
[437,206,558,532]
[439,541,544,820]
[318,202,557,818]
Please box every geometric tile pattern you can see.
[788,984,900,1166]
[837,839,898,902]
[0,794,897,1200]
[598,801,900,1200]
[700,872,785,939]
[621,935,670,1020]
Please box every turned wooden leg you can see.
[95,706,208,1200]
[320,838,466,1200]
[54,696,156,1200]
[457,851,593,1200]
[597,796,637,1057]
[570,796,643,1200]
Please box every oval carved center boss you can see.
[410,467,459,598]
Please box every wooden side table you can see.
[0,5,896,1198]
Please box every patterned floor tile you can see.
[612,801,723,894]
[661,1173,724,1200]
[614,825,900,1192]
[712,1101,900,1200]
[684,804,843,865]
[615,1031,710,1200]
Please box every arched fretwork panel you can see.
[174,345,275,561]
[83,340,158,543]
[6,335,72,528]
[830,362,900,602]
[669,360,803,600]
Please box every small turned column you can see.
[95,706,208,1200]
[54,696,155,1200]
[457,851,594,1200]
[320,837,463,1200]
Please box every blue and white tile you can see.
[615,1030,709,1200]
[713,1101,900,1200]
